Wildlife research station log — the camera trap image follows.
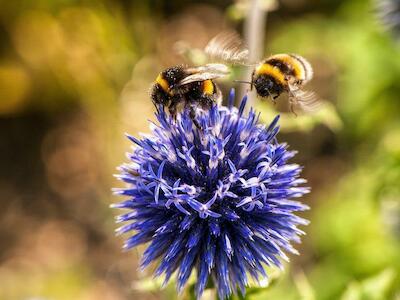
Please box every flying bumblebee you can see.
[151,31,247,130]
[207,32,320,114]
[251,53,320,114]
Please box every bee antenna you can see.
[265,89,275,101]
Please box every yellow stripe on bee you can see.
[203,80,214,95]
[156,74,171,95]
[290,54,313,81]
[268,54,305,80]
[255,63,286,85]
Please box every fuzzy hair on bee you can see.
[150,64,227,129]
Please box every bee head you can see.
[162,66,186,87]
[253,76,275,98]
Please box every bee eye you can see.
[254,77,274,97]
[265,80,274,90]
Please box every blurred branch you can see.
[240,0,278,104]
[294,270,316,300]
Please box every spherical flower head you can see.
[112,90,310,299]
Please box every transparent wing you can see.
[185,63,230,75]
[205,31,249,64]
[288,84,322,113]
[176,64,230,87]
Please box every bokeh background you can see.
[1,0,400,299]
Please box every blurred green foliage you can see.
[0,0,400,299]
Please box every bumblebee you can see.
[151,64,227,129]
[205,31,320,113]
[251,54,319,114]
[150,31,252,129]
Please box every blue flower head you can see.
[112,90,310,299]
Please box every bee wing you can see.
[288,84,322,113]
[176,64,230,87]
[185,63,230,75]
[205,31,249,64]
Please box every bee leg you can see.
[168,105,177,121]
[250,71,255,91]
[189,105,202,130]
[201,97,214,110]
[271,93,279,105]
[288,90,298,117]
[289,101,298,117]
[168,98,180,122]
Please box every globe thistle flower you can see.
[112,90,310,299]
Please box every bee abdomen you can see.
[265,54,313,83]
[264,58,295,77]
[288,54,313,82]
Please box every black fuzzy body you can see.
[151,66,219,129]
